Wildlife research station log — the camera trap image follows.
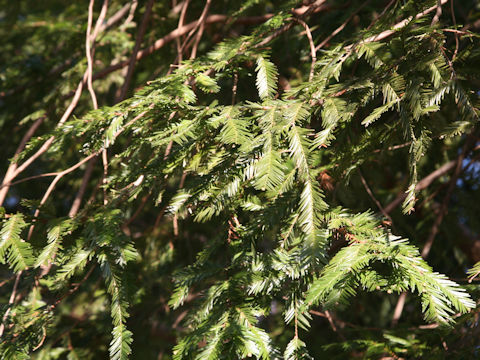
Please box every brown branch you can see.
[0,272,22,338]
[86,0,109,110]
[450,0,459,61]
[50,265,96,309]
[0,0,109,206]
[316,0,371,51]
[0,275,16,289]
[366,0,397,30]
[68,158,96,217]
[104,2,132,30]
[356,0,449,46]
[325,310,346,340]
[391,291,407,327]
[231,71,238,105]
[32,326,47,351]
[169,0,212,67]
[173,172,187,237]
[0,116,44,205]
[174,0,190,66]
[373,141,411,153]
[383,159,457,214]
[123,193,151,228]
[95,5,328,80]
[121,0,138,29]
[391,131,478,326]
[27,152,99,240]
[358,168,393,225]
[118,0,155,101]
[101,149,109,205]
[293,18,316,82]
[421,132,477,258]
[431,0,443,25]
[189,0,211,60]
[87,0,108,108]
[0,1,135,101]
[26,106,152,240]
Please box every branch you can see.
[0,116,44,206]
[450,0,459,61]
[189,0,212,60]
[0,0,109,206]
[431,0,443,26]
[26,106,152,240]
[384,159,456,214]
[69,159,96,218]
[86,0,109,110]
[316,0,371,51]
[354,0,449,47]
[95,5,328,80]
[174,0,190,65]
[292,18,317,82]
[357,168,393,225]
[421,131,477,258]
[0,272,22,338]
[118,0,155,101]
[391,131,478,326]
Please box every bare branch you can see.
[293,18,317,81]
[118,0,155,101]
[69,158,96,217]
[189,0,212,60]
[316,0,371,51]
[0,272,22,338]
[431,0,443,25]
[357,168,393,225]
[0,116,44,205]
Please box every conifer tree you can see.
[1,0,480,358]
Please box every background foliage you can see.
[1,0,480,358]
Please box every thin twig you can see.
[27,152,99,240]
[366,0,397,30]
[0,271,22,338]
[0,275,16,288]
[231,71,238,105]
[90,0,110,41]
[293,18,316,81]
[123,193,151,228]
[189,0,211,60]
[0,116,44,206]
[118,0,155,101]
[357,168,394,226]
[68,158,96,217]
[86,0,108,110]
[373,141,411,153]
[104,2,133,30]
[384,159,457,214]
[92,8,323,80]
[174,0,190,66]
[421,132,476,258]
[86,1,109,209]
[121,0,138,29]
[325,310,346,340]
[173,172,187,237]
[391,292,407,327]
[32,326,47,351]
[450,0,459,61]
[50,265,96,309]
[316,0,371,51]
